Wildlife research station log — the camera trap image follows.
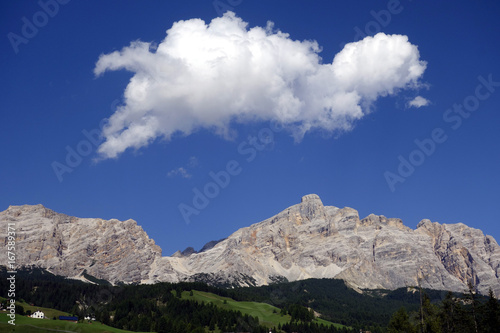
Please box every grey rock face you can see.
[1,196,499,295]
[199,239,226,253]
[0,204,161,283]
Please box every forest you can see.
[1,267,499,333]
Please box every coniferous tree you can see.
[15,304,25,315]
[481,288,500,333]
[420,293,441,333]
[466,281,479,333]
[439,291,458,333]
[388,307,414,333]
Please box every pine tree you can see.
[420,293,441,333]
[466,280,479,333]
[388,307,414,333]
[439,291,456,333]
[482,288,500,333]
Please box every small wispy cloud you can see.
[408,96,430,108]
[187,156,199,168]
[167,156,199,179]
[167,167,192,179]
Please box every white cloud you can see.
[408,96,430,108]
[167,167,191,179]
[187,156,199,168]
[167,156,198,179]
[95,12,427,159]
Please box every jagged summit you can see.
[1,196,499,295]
[7,203,47,213]
[0,204,161,283]
[172,239,227,257]
[301,194,322,203]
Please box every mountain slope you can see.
[0,204,161,283]
[1,195,500,295]
[180,289,345,328]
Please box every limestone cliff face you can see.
[0,204,161,283]
[153,194,500,295]
[2,196,500,295]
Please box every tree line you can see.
[0,268,355,332]
[1,267,498,332]
[388,285,500,333]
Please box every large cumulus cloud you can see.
[94,12,426,159]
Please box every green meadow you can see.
[0,290,347,332]
[181,290,347,329]
[0,313,142,333]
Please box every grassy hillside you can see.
[0,313,143,333]
[181,290,347,329]
[231,278,424,328]
[1,296,72,320]
[10,301,71,319]
[4,267,448,331]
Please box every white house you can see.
[31,311,45,319]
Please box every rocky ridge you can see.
[1,195,499,295]
[0,204,161,283]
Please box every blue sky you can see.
[1,0,499,256]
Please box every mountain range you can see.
[1,194,499,295]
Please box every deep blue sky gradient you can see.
[1,0,499,255]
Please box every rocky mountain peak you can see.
[301,194,322,203]
[416,218,434,229]
[181,247,196,256]
[199,239,226,253]
[294,194,326,223]
[0,204,161,284]
[360,214,408,231]
[6,203,48,217]
[2,197,500,295]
